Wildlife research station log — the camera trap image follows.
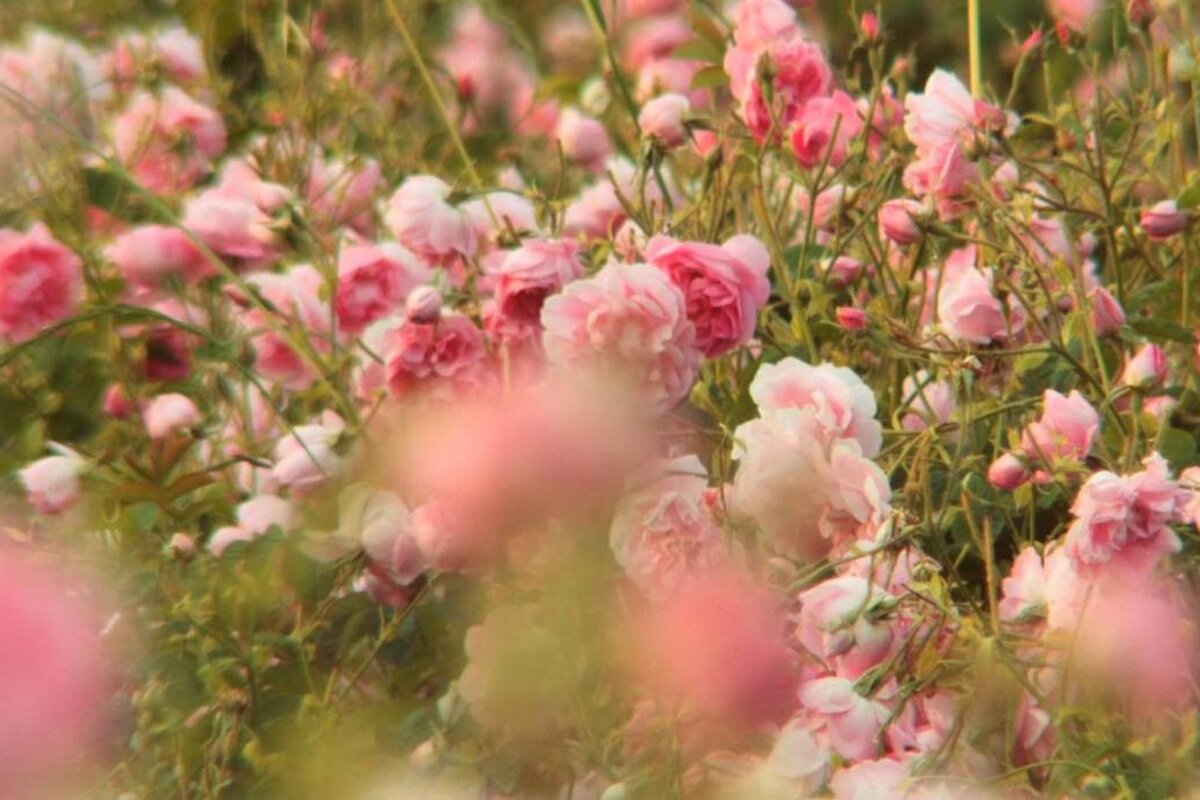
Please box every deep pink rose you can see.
[0,224,83,342]
[645,233,771,357]
[790,90,863,168]
[383,313,490,401]
[335,241,431,335]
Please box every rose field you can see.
[4,0,1200,796]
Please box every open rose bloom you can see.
[10,1,1200,797]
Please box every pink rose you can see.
[1121,342,1168,388]
[19,444,85,514]
[335,241,431,335]
[638,92,691,148]
[486,238,584,333]
[824,256,864,288]
[240,265,330,390]
[609,455,727,600]
[902,140,977,218]
[106,224,211,287]
[635,59,704,107]
[800,184,851,230]
[730,0,799,52]
[936,245,1011,344]
[798,676,889,760]
[412,498,502,575]
[460,191,539,246]
[0,224,83,342]
[384,176,477,265]
[338,485,424,586]
[405,286,443,324]
[903,69,1011,157]
[733,408,890,559]
[112,88,226,194]
[828,758,907,800]
[556,107,613,172]
[999,546,1048,622]
[790,90,863,168]
[899,371,955,433]
[644,234,771,357]
[181,162,288,268]
[271,412,344,494]
[1063,454,1188,577]
[1140,200,1188,240]
[877,199,924,245]
[143,393,201,439]
[542,261,700,412]
[750,357,883,456]
[738,36,834,142]
[635,572,797,729]
[383,313,490,401]
[796,576,895,677]
[1020,389,1099,464]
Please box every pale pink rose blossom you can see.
[900,371,955,432]
[412,498,502,575]
[796,576,895,677]
[405,286,443,324]
[239,264,330,390]
[935,245,1013,344]
[143,393,201,439]
[0,224,83,342]
[1063,454,1188,577]
[556,107,613,172]
[1121,342,1168,388]
[1140,200,1188,239]
[610,455,727,599]
[622,14,692,69]
[645,234,771,357]
[19,444,86,514]
[902,140,977,218]
[271,412,345,493]
[181,161,289,267]
[798,676,889,760]
[730,0,799,51]
[878,199,924,245]
[999,546,1048,622]
[384,176,477,265]
[750,357,883,457]
[106,224,211,287]
[733,407,890,560]
[542,261,700,413]
[828,758,907,800]
[460,192,539,245]
[1020,389,1099,463]
[638,92,691,148]
[635,58,704,106]
[903,69,1012,157]
[112,88,226,194]
[337,484,424,585]
[335,241,431,335]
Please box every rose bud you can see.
[835,307,867,331]
[638,93,691,149]
[878,199,924,246]
[1121,343,1168,388]
[1089,286,1126,336]
[405,286,443,324]
[988,453,1031,490]
[860,12,880,40]
[824,256,864,289]
[1128,0,1156,26]
[1140,200,1188,240]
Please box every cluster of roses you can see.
[3,0,1200,796]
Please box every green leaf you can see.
[672,39,723,63]
[1131,317,1196,344]
[1178,180,1200,210]
[691,64,730,90]
[1159,426,1197,465]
